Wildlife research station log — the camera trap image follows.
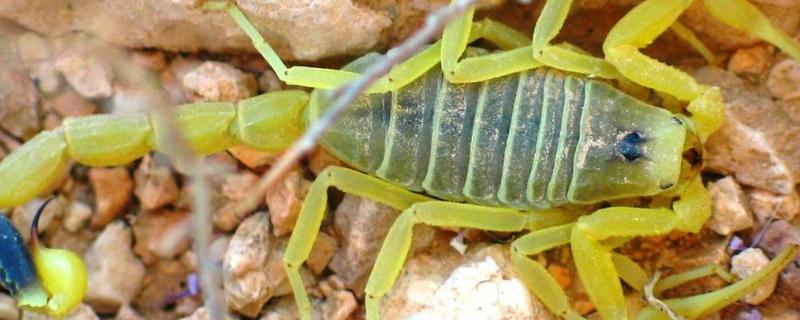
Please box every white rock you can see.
[63,201,92,233]
[731,248,778,305]
[748,188,800,222]
[383,245,553,320]
[705,177,754,235]
[409,257,535,320]
[83,222,146,313]
[54,49,113,99]
[223,212,278,317]
[767,59,800,100]
[182,61,256,102]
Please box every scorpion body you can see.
[312,55,684,209]
[2,0,800,318]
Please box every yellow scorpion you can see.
[1,0,799,319]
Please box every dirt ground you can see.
[0,0,799,319]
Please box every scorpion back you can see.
[309,54,686,209]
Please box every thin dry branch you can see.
[108,48,227,319]
[235,0,481,215]
[644,271,686,320]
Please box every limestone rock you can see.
[767,58,800,100]
[84,222,146,313]
[134,155,179,210]
[706,177,754,235]
[63,200,92,233]
[212,170,261,232]
[132,209,192,263]
[182,61,257,102]
[748,188,800,222]
[223,212,279,317]
[382,245,553,320]
[265,170,311,236]
[728,45,774,76]
[695,67,800,194]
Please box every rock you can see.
[89,167,133,228]
[705,177,754,235]
[382,245,552,320]
[330,195,400,295]
[777,262,800,301]
[84,221,146,313]
[265,170,311,236]
[748,188,800,222]
[134,260,192,319]
[12,197,64,242]
[258,70,283,93]
[259,296,300,320]
[731,248,778,305]
[114,304,145,320]
[182,61,257,102]
[31,61,60,94]
[0,293,19,320]
[132,209,192,263]
[212,171,261,232]
[54,43,114,99]
[107,81,165,115]
[0,51,40,139]
[308,148,346,176]
[767,58,800,100]
[307,232,338,275]
[228,146,277,169]
[134,155,179,210]
[757,220,800,256]
[63,200,92,233]
[223,212,277,317]
[695,67,800,195]
[0,0,396,61]
[47,91,97,118]
[131,50,167,71]
[178,307,236,320]
[727,45,773,77]
[318,276,357,320]
[16,32,49,64]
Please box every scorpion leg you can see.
[441,0,545,83]
[283,166,433,320]
[635,245,799,320]
[364,202,578,319]
[511,223,585,320]
[703,0,800,62]
[603,0,725,141]
[528,0,621,78]
[652,265,735,296]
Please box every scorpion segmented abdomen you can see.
[314,54,686,209]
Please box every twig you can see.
[107,47,226,319]
[235,0,480,214]
[644,270,686,320]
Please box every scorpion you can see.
[0,0,799,319]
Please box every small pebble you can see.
[731,248,778,305]
[182,61,257,102]
[89,167,133,229]
[84,222,145,314]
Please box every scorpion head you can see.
[567,81,687,204]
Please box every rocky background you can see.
[0,0,799,319]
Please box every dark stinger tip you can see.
[30,198,55,245]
